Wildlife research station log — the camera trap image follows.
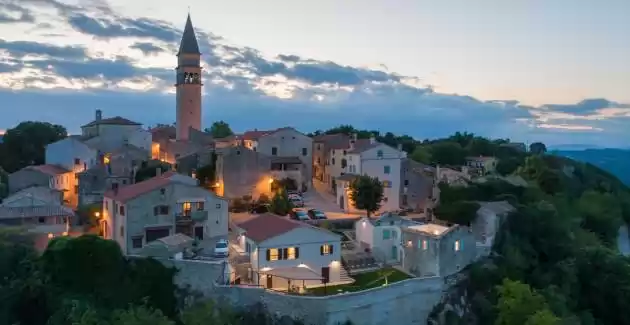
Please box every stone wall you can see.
[156,258,445,325]
[215,277,444,325]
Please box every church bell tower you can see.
[175,14,202,141]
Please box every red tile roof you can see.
[241,127,300,141]
[28,164,70,176]
[237,213,303,243]
[104,170,177,202]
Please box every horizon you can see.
[0,0,628,147]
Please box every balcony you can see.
[176,210,208,224]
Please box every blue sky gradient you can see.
[0,0,628,147]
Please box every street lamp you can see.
[268,178,274,184]
[95,212,100,218]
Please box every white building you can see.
[335,137,407,213]
[45,137,99,173]
[81,110,151,152]
[235,213,342,290]
[354,213,420,263]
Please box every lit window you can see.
[197,202,205,211]
[383,229,391,240]
[287,247,296,260]
[419,240,428,250]
[183,202,191,216]
[454,240,461,252]
[321,244,333,255]
[269,248,279,261]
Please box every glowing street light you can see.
[268,178,274,184]
[95,212,100,218]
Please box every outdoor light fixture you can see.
[47,233,54,239]
[214,182,220,187]
[268,178,274,184]
[95,212,100,218]
[297,264,307,268]
[260,267,272,272]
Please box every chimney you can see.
[156,167,162,177]
[95,109,102,121]
[369,135,376,144]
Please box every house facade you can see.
[354,213,419,263]
[9,165,77,207]
[401,159,435,212]
[215,146,273,200]
[102,171,228,255]
[242,128,313,189]
[465,156,498,176]
[401,223,476,277]
[235,213,342,290]
[312,133,350,188]
[81,110,151,152]
[335,139,407,213]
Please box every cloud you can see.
[0,0,626,147]
[543,98,630,115]
[130,42,164,55]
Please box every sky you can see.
[0,0,629,147]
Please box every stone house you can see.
[215,145,273,200]
[241,128,313,189]
[401,223,476,277]
[234,213,342,290]
[80,110,151,152]
[335,138,407,213]
[270,156,308,192]
[312,133,350,186]
[8,165,77,207]
[471,201,515,257]
[401,159,435,212]
[102,171,228,255]
[465,156,498,176]
[354,213,419,264]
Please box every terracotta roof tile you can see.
[104,170,178,202]
[28,164,70,176]
[237,213,303,243]
[242,130,274,141]
[0,205,74,220]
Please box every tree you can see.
[530,142,547,155]
[205,121,233,138]
[0,121,67,172]
[495,279,556,325]
[195,161,216,189]
[433,201,480,226]
[410,146,431,164]
[496,158,520,176]
[110,305,174,325]
[429,142,467,166]
[270,189,291,215]
[349,175,384,217]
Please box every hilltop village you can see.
[2,15,630,325]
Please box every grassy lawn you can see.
[307,268,411,296]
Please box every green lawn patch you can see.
[307,268,411,296]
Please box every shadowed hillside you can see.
[552,149,630,185]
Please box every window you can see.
[160,188,166,195]
[317,158,321,164]
[382,229,391,239]
[197,202,205,211]
[74,158,81,165]
[216,203,221,209]
[317,144,321,150]
[421,240,428,250]
[286,247,296,260]
[392,230,397,239]
[404,179,409,186]
[236,150,241,155]
[302,148,307,156]
[132,237,143,248]
[320,244,333,255]
[74,185,78,194]
[454,240,461,252]
[343,150,346,155]
[38,217,46,224]
[268,248,279,261]
[183,202,191,216]
[122,180,127,185]
[384,165,391,174]
[112,183,119,190]
[153,205,169,215]
[119,205,125,216]
[332,158,335,165]
[271,147,278,156]
[377,150,383,158]
[120,226,124,237]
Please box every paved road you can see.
[303,180,362,220]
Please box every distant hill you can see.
[552,148,630,185]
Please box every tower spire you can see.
[177,14,200,55]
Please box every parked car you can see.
[287,190,301,196]
[289,196,304,207]
[214,239,229,258]
[307,209,327,220]
[250,203,270,214]
[290,208,310,221]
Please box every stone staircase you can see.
[339,267,354,283]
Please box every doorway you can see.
[266,274,273,288]
[321,267,330,284]
[391,245,398,260]
[339,196,344,210]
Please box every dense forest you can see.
[2,121,630,324]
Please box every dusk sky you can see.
[0,0,628,147]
